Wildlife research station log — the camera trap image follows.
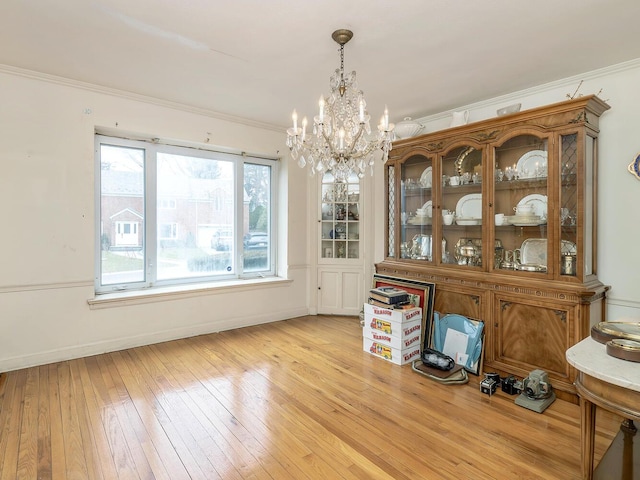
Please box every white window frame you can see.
[94,133,278,294]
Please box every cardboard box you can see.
[363,303,422,323]
[363,318,421,349]
[363,336,421,365]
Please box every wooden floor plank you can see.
[128,345,226,479]
[73,358,121,480]
[36,366,52,480]
[47,363,66,479]
[96,353,172,480]
[1,369,27,480]
[109,350,192,480]
[82,356,141,480]
[151,339,282,480]
[16,367,39,479]
[117,349,213,480]
[145,341,257,479]
[181,336,315,480]
[56,362,90,480]
[0,315,622,479]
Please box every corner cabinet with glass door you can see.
[320,172,361,260]
[378,95,610,401]
[317,172,365,317]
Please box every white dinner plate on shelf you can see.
[516,150,547,179]
[420,200,433,217]
[456,193,482,219]
[420,166,433,188]
[517,194,547,218]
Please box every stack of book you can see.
[368,286,411,309]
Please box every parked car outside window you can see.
[243,232,268,249]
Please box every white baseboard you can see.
[0,306,311,373]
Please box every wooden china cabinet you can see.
[376,95,610,401]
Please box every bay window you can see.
[95,134,277,294]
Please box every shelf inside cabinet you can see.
[442,184,482,193]
[495,178,547,190]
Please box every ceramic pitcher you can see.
[450,110,469,127]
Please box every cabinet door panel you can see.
[319,270,340,310]
[495,298,572,378]
[318,269,364,315]
[341,271,363,311]
[434,287,482,320]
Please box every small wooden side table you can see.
[567,337,640,479]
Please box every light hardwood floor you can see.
[0,315,621,479]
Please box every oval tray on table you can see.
[591,322,640,362]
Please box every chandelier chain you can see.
[339,44,345,97]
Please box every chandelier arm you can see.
[344,124,366,157]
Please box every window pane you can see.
[243,163,271,272]
[100,145,145,285]
[156,152,235,280]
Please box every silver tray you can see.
[515,263,547,272]
[520,238,577,266]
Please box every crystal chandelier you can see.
[286,29,395,182]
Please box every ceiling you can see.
[2,0,639,130]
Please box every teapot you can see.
[450,110,469,127]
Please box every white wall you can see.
[373,59,640,322]
[3,59,640,373]
[0,68,311,372]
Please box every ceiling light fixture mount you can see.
[286,29,394,182]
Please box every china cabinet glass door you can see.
[493,134,550,274]
[398,154,434,261]
[440,144,485,268]
[320,172,360,260]
[560,132,586,277]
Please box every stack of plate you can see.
[408,215,432,225]
[505,215,544,226]
[455,218,481,226]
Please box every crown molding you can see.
[416,57,640,123]
[0,63,282,133]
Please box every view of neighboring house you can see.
[100,168,246,251]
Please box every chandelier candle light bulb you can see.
[286,29,395,181]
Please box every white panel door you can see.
[318,268,363,316]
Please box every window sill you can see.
[87,276,292,309]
